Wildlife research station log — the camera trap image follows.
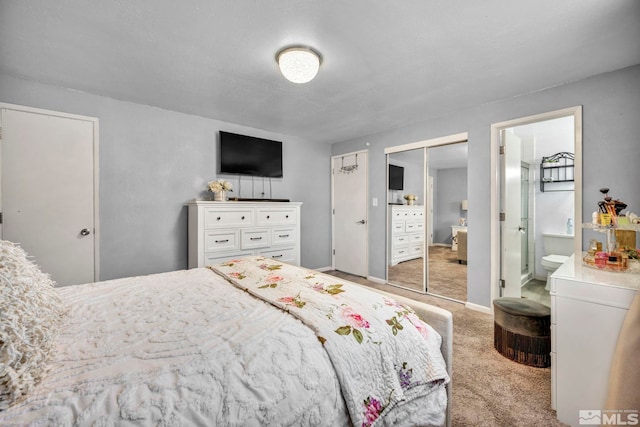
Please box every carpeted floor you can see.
[325,270,567,427]
[388,246,467,302]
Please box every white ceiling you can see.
[1,1,639,144]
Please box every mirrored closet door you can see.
[386,148,426,292]
[385,136,468,302]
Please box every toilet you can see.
[541,233,575,290]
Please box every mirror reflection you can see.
[425,142,468,302]
[387,148,426,292]
[385,142,468,301]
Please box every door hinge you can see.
[499,145,505,155]
[0,212,2,224]
[500,212,505,221]
[500,279,506,288]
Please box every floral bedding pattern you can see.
[210,256,450,427]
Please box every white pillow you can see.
[0,240,66,410]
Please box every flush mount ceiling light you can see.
[276,46,322,84]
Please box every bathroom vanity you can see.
[550,253,639,426]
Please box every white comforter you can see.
[0,268,446,426]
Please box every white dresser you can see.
[388,205,425,265]
[187,201,302,268]
[550,253,639,426]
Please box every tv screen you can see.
[219,131,283,178]
[389,164,404,190]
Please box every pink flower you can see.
[341,306,370,329]
[384,298,403,309]
[266,274,284,282]
[312,283,325,292]
[362,396,383,427]
[278,296,295,304]
[405,312,429,338]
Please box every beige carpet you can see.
[388,246,467,302]
[325,270,567,427]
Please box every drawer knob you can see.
[266,215,270,219]
[286,215,289,218]
[241,216,245,220]
[217,216,221,221]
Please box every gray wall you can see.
[331,64,640,309]
[434,167,468,244]
[0,74,332,280]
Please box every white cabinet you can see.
[188,201,302,268]
[550,253,639,426]
[388,205,425,266]
[451,225,467,251]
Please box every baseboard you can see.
[315,266,333,272]
[367,275,386,284]
[465,301,493,315]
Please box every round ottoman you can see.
[493,297,551,368]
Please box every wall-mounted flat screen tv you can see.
[219,131,283,178]
[388,164,404,190]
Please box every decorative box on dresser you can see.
[388,205,425,266]
[550,253,640,426]
[187,201,302,268]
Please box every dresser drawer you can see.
[204,208,254,228]
[204,230,239,253]
[405,222,418,232]
[393,234,410,247]
[256,208,297,226]
[259,247,297,263]
[241,228,270,249]
[410,233,424,243]
[204,251,252,266]
[272,227,296,246]
[410,244,424,255]
[391,222,404,233]
[392,247,411,259]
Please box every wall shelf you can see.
[540,152,574,192]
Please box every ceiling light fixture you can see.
[276,46,321,84]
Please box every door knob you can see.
[356,220,366,224]
[518,226,526,234]
[80,228,91,236]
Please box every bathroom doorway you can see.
[491,107,583,304]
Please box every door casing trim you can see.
[490,106,583,308]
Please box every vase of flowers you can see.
[208,179,233,201]
[404,194,418,206]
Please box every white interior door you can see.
[0,104,98,286]
[332,151,368,277]
[501,131,522,298]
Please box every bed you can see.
[1,244,452,427]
